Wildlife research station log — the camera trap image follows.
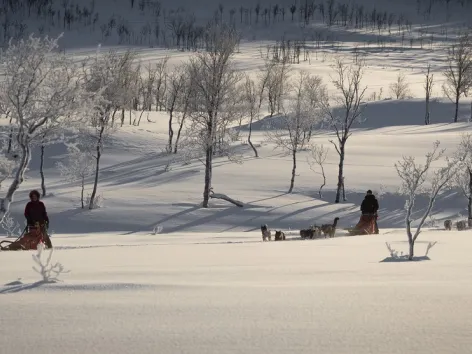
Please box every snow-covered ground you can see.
[2,0,472,352]
[2,229,472,354]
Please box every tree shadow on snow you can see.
[380,256,431,263]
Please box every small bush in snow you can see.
[0,211,22,238]
[32,244,68,283]
[152,225,163,235]
[86,193,104,209]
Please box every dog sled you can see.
[346,214,378,236]
[0,223,50,251]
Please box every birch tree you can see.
[57,146,95,208]
[82,49,137,209]
[322,58,367,203]
[242,62,276,157]
[395,141,466,260]
[454,134,472,226]
[267,71,325,193]
[165,65,186,152]
[0,34,93,218]
[389,72,410,99]
[424,64,434,125]
[307,144,329,198]
[185,26,242,207]
[442,32,472,122]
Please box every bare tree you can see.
[424,64,434,125]
[442,32,472,122]
[389,72,410,99]
[322,58,367,203]
[57,146,95,209]
[185,26,242,207]
[154,57,169,111]
[82,49,137,209]
[242,63,274,158]
[267,71,324,193]
[173,69,194,154]
[395,141,465,260]
[266,59,291,117]
[165,65,186,152]
[454,134,472,226]
[0,34,93,218]
[307,144,329,198]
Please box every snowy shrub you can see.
[86,193,104,209]
[32,244,68,283]
[0,211,22,238]
[427,214,438,228]
[152,225,163,235]
[57,146,95,209]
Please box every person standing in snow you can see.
[360,190,379,234]
[24,190,52,248]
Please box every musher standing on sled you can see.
[24,190,52,248]
[360,190,379,234]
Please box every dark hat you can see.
[366,190,372,194]
[29,190,40,200]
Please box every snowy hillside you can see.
[1,1,472,353]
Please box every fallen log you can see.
[210,191,244,207]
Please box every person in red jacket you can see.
[24,190,52,248]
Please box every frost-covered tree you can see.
[266,59,291,117]
[184,25,243,207]
[82,49,137,209]
[454,134,472,226]
[57,146,95,209]
[389,72,410,99]
[307,144,329,198]
[424,64,434,125]
[267,71,325,193]
[395,141,466,260]
[165,65,187,152]
[322,58,367,203]
[242,61,279,157]
[442,33,472,122]
[0,34,93,218]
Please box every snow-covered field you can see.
[2,0,472,352]
[2,229,472,354]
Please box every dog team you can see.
[260,217,339,242]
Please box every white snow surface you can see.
[1,230,472,354]
[2,0,472,352]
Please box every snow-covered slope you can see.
[2,229,472,354]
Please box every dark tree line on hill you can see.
[0,0,470,51]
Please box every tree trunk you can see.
[408,238,415,260]
[0,142,30,216]
[174,114,187,153]
[470,101,472,123]
[137,110,145,126]
[40,144,46,197]
[89,126,104,210]
[454,92,460,122]
[168,110,174,153]
[468,169,472,227]
[81,177,85,209]
[425,94,430,125]
[335,142,346,203]
[121,109,125,127]
[202,145,213,207]
[288,148,297,193]
[7,115,13,154]
[247,115,258,157]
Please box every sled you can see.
[346,214,378,236]
[0,223,47,251]
[345,227,371,236]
